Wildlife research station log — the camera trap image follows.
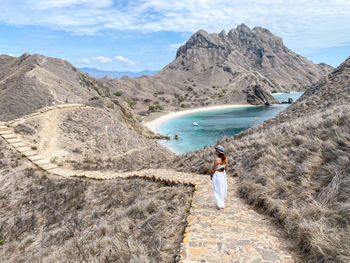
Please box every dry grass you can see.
[170,58,350,262]
[0,138,193,263]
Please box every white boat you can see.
[193,122,198,126]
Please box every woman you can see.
[210,145,228,210]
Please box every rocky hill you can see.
[170,57,350,262]
[98,24,332,114]
[0,53,101,121]
[0,53,174,170]
[161,24,331,93]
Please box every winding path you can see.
[0,104,296,263]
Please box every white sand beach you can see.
[144,104,255,132]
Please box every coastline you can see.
[144,104,255,132]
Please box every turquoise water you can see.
[156,92,303,154]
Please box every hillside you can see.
[0,53,174,171]
[99,24,332,115]
[170,57,350,262]
[0,136,192,262]
[0,53,101,121]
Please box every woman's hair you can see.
[218,152,226,162]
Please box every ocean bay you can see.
[155,92,303,154]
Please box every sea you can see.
[154,92,303,154]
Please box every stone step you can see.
[27,155,45,162]
[33,159,51,166]
[6,138,23,143]
[15,146,32,152]
[12,142,28,148]
[40,163,58,170]
[52,169,76,177]
[2,134,17,139]
[0,126,9,130]
[0,130,12,135]
[21,151,38,157]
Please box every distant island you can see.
[79,67,158,78]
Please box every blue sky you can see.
[0,0,349,72]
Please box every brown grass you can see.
[169,58,350,262]
[0,138,193,263]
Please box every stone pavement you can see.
[0,105,297,263]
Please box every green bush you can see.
[180,104,185,108]
[31,146,38,150]
[271,90,278,94]
[113,91,122,96]
[187,86,193,92]
[125,98,135,108]
[148,105,163,112]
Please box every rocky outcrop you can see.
[245,85,278,105]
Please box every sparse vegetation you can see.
[180,104,185,108]
[17,153,25,160]
[113,91,122,96]
[50,157,57,163]
[125,98,135,108]
[148,105,163,112]
[31,145,38,150]
[271,90,278,93]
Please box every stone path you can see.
[0,104,297,263]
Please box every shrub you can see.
[180,104,185,108]
[125,98,135,108]
[271,90,278,94]
[187,86,193,92]
[31,146,38,150]
[113,91,122,96]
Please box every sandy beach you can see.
[144,104,254,132]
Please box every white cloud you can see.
[0,0,350,51]
[81,56,112,64]
[82,58,90,64]
[92,56,112,63]
[115,56,136,66]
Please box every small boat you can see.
[193,122,198,126]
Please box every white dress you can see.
[212,163,227,208]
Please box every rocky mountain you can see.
[160,24,331,92]
[170,57,350,262]
[98,24,332,114]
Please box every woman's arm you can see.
[225,159,228,172]
[210,159,218,178]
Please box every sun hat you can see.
[215,145,224,154]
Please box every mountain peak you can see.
[236,23,251,32]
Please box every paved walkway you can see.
[0,105,296,263]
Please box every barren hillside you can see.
[0,136,193,263]
[170,57,350,262]
[0,53,174,170]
